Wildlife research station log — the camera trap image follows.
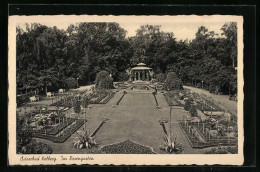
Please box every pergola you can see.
[130,63,153,81]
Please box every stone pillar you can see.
[138,71,140,81]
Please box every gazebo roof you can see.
[137,63,146,66]
[131,63,152,70]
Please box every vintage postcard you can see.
[8,15,244,165]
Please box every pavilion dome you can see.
[137,63,147,66]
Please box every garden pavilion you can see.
[130,63,153,81]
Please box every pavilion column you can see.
[143,71,145,80]
[138,71,140,81]
[146,71,149,81]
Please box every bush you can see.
[95,71,113,89]
[82,96,90,108]
[156,73,167,83]
[73,100,81,114]
[184,98,191,111]
[65,77,77,89]
[17,95,30,106]
[189,105,198,117]
[163,72,183,90]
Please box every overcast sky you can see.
[18,21,227,41]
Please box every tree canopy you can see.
[17,22,237,95]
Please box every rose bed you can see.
[99,140,155,154]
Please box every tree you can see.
[184,98,192,111]
[164,72,183,90]
[95,71,113,89]
[65,77,77,89]
[156,73,167,83]
[117,72,130,82]
[189,105,198,117]
[221,22,237,68]
[74,100,81,121]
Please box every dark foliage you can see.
[95,71,113,89]
[16,22,237,95]
[100,140,155,154]
[164,72,183,90]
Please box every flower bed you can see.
[179,121,215,148]
[163,93,182,106]
[46,118,75,135]
[89,90,111,104]
[99,140,155,154]
[206,145,238,154]
[163,94,173,106]
[50,96,75,107]
[179,121,237,148]
[99,92,116,104]
[33,120,85,143]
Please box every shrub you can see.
[189,105,198,117]
[82,96,90,108]
[163,72,183,90]
[65,77,77,89]
[184,98,191,111]
[17,116,33,153]
[156,73,167,83]
[73,100,81,114]
[209,82,216,93]
[17,95,30,106]
[95,71,113,89]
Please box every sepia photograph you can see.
[8,15,244,165]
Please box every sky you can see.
[17,21,227,41]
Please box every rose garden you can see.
[16,70,238,154]
[16,23,238,154]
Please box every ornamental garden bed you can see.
[179,120,237,148]
[98,92,116,104]
[89,90,114,104]
[179,121,214,148]
[99,140,155,154]
[33,119,85,143]
[163,93,183,106]
[50,96,75,107]
[49,90,115,105]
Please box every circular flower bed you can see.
[100,140,155,154]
